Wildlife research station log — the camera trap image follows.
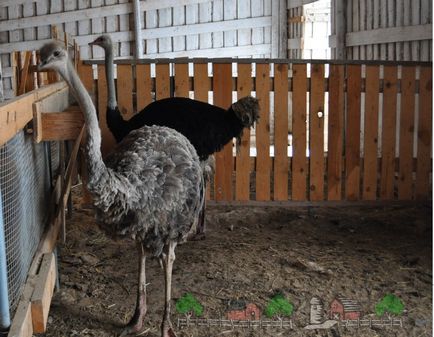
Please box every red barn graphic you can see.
[226,301,260,320]
[330,297,362,320]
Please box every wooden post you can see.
[0,58,3,102]
[335,0,347,59]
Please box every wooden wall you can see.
[331,0,432,61]
[80,58,433,202]
[0,0,288,100]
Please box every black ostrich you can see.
[38,41,205,337]
[89,35,260,162]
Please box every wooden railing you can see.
[79,59,432,202]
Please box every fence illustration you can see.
[177,317,294,329]
[80,58,432,202]
[340,318,403,328]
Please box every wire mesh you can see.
[0,131,56,314]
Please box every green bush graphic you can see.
[375,294,404,317]
[176,293,204,317]
[264,294,294,319]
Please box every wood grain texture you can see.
[156,63,171,99]
[291,64,307,200]
[136,64,152,112]
[327,64,344,200]
[174,62,189,97]
[273,63,289,200]
[116,64,133,119]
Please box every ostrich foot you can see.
[190,232,206,241]
[119,311,145,337]
[161,322,177,337]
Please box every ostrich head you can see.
[89,34,112,50]
[231,96,260,128]
[38,41,68,73]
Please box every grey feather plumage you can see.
[90,126,204,256]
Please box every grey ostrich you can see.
[38,42,205,337]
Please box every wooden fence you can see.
[340,318,403,328]
[79,59,432,202]
[177,317,294,329]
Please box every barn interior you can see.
[0,1,432,337]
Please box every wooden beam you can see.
[344,24,432,47]
[0,0,222,32]
[7,285,33,337]
[17,52,32,96]
[0,17,271,53]
[335,0,346,59]
[31,253,56,333]
[32,86,71,142]
[0,82,67,147]
[37,111,84,141]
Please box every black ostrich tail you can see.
[231,96,260,128]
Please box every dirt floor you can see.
[41,188,432,337]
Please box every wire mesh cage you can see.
[0,131,59,314]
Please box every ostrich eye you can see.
[54,50,60,57]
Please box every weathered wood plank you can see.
[291,64,307,200]
[415,66,432,199]
[116,64,134,119]
[0,82,67,147]
[193,63,208,102]
[363,65,380,200]
[309,63,325,200]
[255,63,271,201]
[380,65,398,199]
[345,65,362,200]
[213,63,233,201]
[235,63,252,201]
[155,63,171,99]
[273,63,289,200]
[327,64,344,200]
[398,66,416,199]
[32,86,70,142]
[136,64,152,112]
[31,253,56,333]
[174,63,189,97]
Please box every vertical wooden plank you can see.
[415,67,432,199]
[136,64,152,112]
[223,0,237,48]
[116,64,133,120]
[411,0,421,60]
[398,66,416,199]
[174,63,189,97]
[159,7,172,53]
[292,64,307,200]
[387,0,395,60]
[327,64,345,200]
[380,66,398,199]
[213,0,224,48]
[352,0,360,59]
[235,63,252,201]
[273,63,289,200]
[156,63,170,99]
[199,3,212,50]
[194,63,209,103]
[255,63,271,201]
[186,4,199,50]
[145,9,158,54]
[213,63,233,201]
[345,65,362,200]
[97,65,115,156]
[309,64,325,201]
[194,62,211,200]
[173,6,186,52]
[77,62,93,93]
[363,65,380,200]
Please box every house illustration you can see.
[330,297,362,320]
[226,300,260,320]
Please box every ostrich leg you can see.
[161,241,177,337]
[120,242,147,336]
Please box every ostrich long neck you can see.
[104,44,117,109]
[58,60,106,182]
